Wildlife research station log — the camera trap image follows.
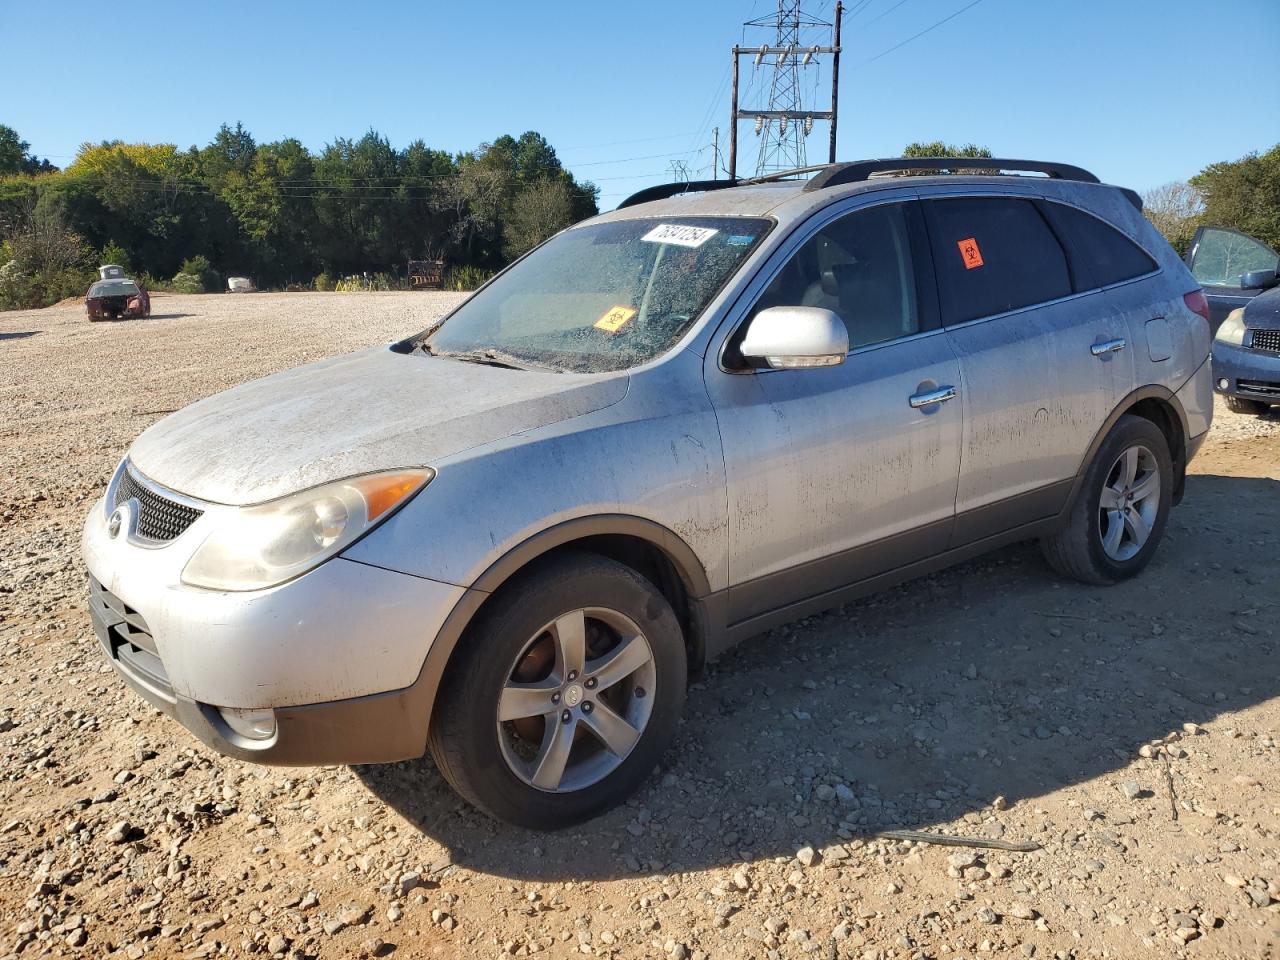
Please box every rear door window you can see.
[924,197,1072,325]
[1038,201,1157,290]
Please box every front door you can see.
[705,198,963,628]
[1185,226,1280,334]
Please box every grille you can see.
[114,466,202,542]
[1251,328,1280,354]
[88,576,174,702]
[1237,379,1280,398]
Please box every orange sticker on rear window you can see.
[594,305,637,333]
[957,237,984,269]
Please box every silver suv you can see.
[83,158,1213,829]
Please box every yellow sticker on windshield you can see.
[595,305,637,333]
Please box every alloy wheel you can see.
[496,607,656,793]
[1097,444,1160,562]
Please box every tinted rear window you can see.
[1039,201,1157,290]
[924,197,1071,324]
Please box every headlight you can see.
[182,469,433,591]
[1215,308,1246,346]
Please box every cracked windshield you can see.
[424,216,771,372]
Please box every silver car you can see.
[83,158,1213,829]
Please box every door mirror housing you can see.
[739,306,849,370]
[1240,268,1279,291]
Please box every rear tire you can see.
[428,552,686,829]
[1040,415,1173,585]
[1225,395,1268,416]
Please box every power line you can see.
[849,0,985,70]
[864,0,912,26]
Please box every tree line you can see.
[0,123,598,309]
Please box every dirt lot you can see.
[1,292,1277,960]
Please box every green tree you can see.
[1190,143,1280,254]
[899,141,994,175]
[0,125,57,176]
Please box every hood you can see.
[128,346,628,504]
[1243,285,1280,330]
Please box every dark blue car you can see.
[1186,226,1280,414]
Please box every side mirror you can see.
[1240,268,1279,290]
[739,306,849,370]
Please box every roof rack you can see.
[616,165,831,209]
[803,157,1100,192]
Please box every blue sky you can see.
[2,0,1277,208]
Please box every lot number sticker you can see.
[594,305,638,333]
[642,223,719,248]
[957,236,984,269]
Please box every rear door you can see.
[923,194,1134,545]
[1185,226,1280,334]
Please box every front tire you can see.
[1040,415,1173,585]
[428,552,687,829]
[1225,395,1269,416]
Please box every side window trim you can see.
[715,193,940,372]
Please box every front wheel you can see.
[1040,415,1173,585]
[428,552,687,829]
[1225,395,1269,416]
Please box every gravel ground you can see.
[1,292,1278,960]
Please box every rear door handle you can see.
[1091,338,1126,356]
[909,386,957,409]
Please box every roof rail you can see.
[616,165,832,210]
[803,157,1101,192]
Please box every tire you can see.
[1040,414,1173,585]
[428,552,687,829]
[1225,395,1268,416]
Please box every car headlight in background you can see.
[1214,308,1247,346]
[182,469,433,591]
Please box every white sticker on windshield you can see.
[641,223,719,248]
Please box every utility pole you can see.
[712,126,720,180]
[728,1,842,179]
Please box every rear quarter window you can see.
[924,197,1072,325]
[1038,201,1157,290]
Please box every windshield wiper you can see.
[423,345,549,371]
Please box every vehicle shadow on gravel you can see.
[357,473,1280,881]
[0,330,39,341]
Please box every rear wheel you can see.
[428,552,686,829]
[1225,395,1269,416]
[1040,415,1173,585]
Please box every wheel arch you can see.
[1067,385,1190,511]
[406,515,715,750]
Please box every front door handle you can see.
[1091,338,1126,357]
[909,385,957,409]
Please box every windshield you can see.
[89,280,140,298]
[422,217,771,372]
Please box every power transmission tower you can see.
[729,1,842,179]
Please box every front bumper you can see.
[90,574,435,764]
[83,486,471,765]
[1210,341,1280,403]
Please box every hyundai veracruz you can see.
[84,158,1213,829]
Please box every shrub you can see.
[179,254,220,292]
[313,271,335,292]
[99,241,131,274]
[444,264,495,291]
[169,271,203,294]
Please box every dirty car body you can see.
[84,158,1213,828]
[86,279,150,321]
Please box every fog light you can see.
[1217,378,1229,390]
[218,706,276,741]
